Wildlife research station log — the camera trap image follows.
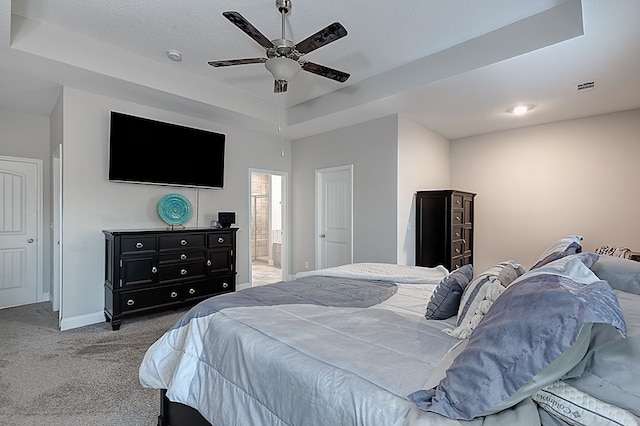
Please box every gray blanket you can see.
[139,275,551,425]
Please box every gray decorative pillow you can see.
[444,261,525,339]
[408,255,626,420]
[530,235,583,270]
[425,264,473,320]
[590,254,640,295]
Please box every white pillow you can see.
[533,381,640,426]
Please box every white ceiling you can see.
[1,0,639,140]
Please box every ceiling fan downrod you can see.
[277,0,291,42]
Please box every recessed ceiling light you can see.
[167,50,182,62]
[507,104,534,115]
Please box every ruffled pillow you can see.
[444,261,525,339]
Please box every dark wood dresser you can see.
[415,190,475,271]
[103,227,237,330]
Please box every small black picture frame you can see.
[218,212,236,228]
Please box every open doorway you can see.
[250,170,287,286]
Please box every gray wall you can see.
[451,107,640,272]
[291,116,399,272]
[58,86,291,329]
[397,116,450,264]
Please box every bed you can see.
[139,236,640,426]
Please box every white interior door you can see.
[316,165,353,269]
[0,156,42,309]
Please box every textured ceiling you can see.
[1,0,639,139]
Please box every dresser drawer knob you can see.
[151,266,158,273]
[455,248,461,253]
[180,239,187,246]
[136,242,144,249]
[222,282,229,289]
[218,237,225,244]
[455,216,461,222]
[127,299,135,306]
[455,231,461,238]
[189,288,196,295]
[180,254,187,260]
[180,269,187,276]
[207,260,212,266]
[170,291,178,298]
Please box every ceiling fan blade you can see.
[295,22,347,55]
[208,58,267,67]
[223,11,274,50]
[301,62,350,83]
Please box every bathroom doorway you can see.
[250,170,287,286]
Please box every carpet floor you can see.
[0,302,189,426]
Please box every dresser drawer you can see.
[159,234,205,250]
[208,232,234,248]
[159,261,207,282]
[183,277,234,301]
[120,285,182,312]
[159,249,206,264]
[121,236,156,254]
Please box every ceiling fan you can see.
[208,0,350,93]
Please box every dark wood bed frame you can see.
[158,389,212,426]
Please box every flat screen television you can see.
[108,111,225,188]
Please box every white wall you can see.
[59,86,291,329]
[451,108,640,273]
[397,117,450,265]
[0,108,52,300]
[291,116,399,272]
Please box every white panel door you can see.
[316,165,353,269]
[0,157,39,309]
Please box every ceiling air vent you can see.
[576,81,595,92]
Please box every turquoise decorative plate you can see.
[157,193,192,226]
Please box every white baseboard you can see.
[237,281,251,291]
[60,311,105,331]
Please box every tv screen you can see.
[108,111,225,188]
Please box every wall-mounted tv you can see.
[108,111,225,189]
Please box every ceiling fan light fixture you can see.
[265,57,301,82]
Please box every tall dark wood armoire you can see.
[415,190,475,271]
